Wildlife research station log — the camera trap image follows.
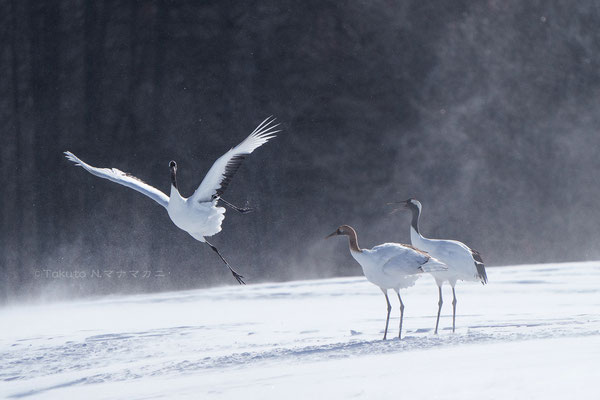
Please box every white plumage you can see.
[398,198,487,333]
[65,116,279,284]
[327,225,447,339]
[353,243,446,290]
[63,153,171,208]
[167,191,226,242]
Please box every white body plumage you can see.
[410,231,483,286]
[167,186,225,243]
[351,243,446,290]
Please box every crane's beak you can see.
[387,200,410,214]
[325,231,338,239]
[386,199,410,206]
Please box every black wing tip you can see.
[214,154,246,197]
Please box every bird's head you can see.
[326,225,355,239]
[389,198,421,213]
[169,160,177,171]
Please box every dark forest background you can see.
[2,0,600,303]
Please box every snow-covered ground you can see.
[1,262,599,399]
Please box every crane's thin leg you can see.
[382,289,392,340]
[435,285,443,334]
[397,291,405,340]
[452,286,457,333]
[204,240,245,285]
[214,196,253,214]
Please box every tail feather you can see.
[420,257,448,273]
[471,249,488,284]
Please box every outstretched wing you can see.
[64,151,169,209]
[191,117,279,203]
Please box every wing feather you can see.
[471,249,488,284]
[191,117,279,202]
[64,151,169,209]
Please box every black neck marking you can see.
[408,203,420,234]
[170,168,178,189]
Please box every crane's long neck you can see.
[170,168,178,189]
[345,229,362,253]
[409,203,428,248]
[411,205,421,235]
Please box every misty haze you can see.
[1,1,599,399]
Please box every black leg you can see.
[205,240,245,285]
[397,291,405,339]
[382,289,392,340]
[452,287,457,333]
[435,285,443,334]
[215,196,253,214]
